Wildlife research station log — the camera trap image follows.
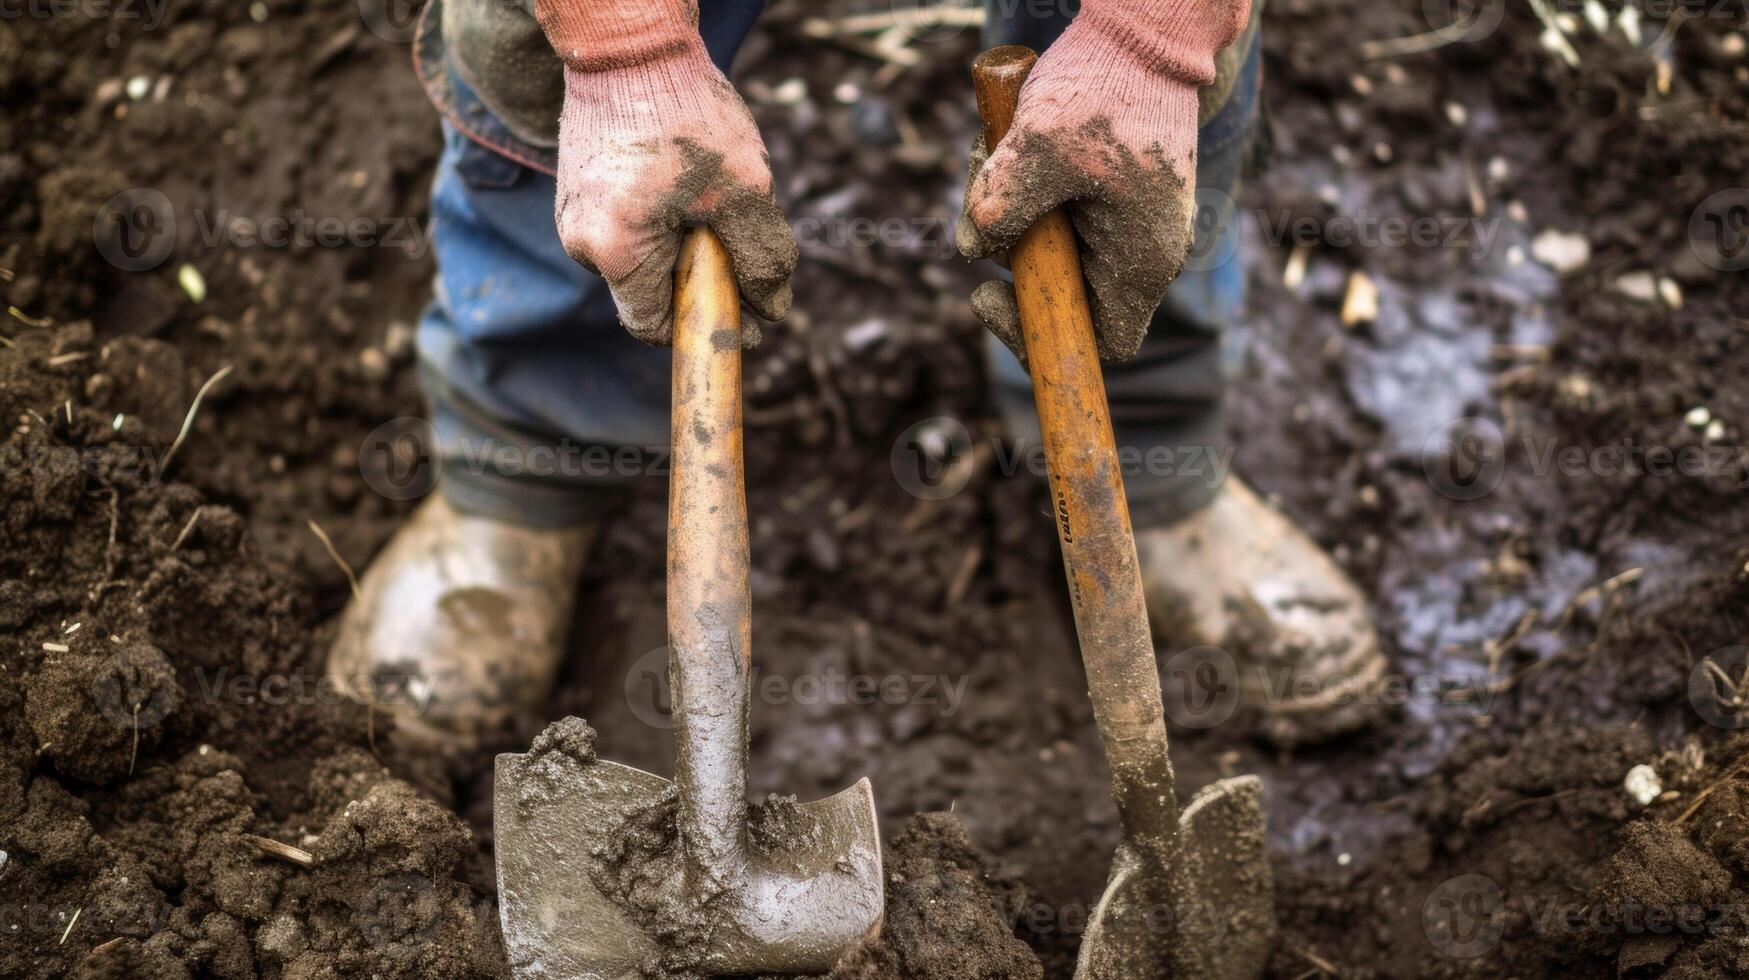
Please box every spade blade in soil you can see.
[1076,776,1275,980]
[494,749,883,978]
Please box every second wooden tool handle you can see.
[970,46,1180,846]
[669,227,754,878]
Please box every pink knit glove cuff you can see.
[958,0,1250,364]
[535,0,795,346]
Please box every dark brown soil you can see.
[4,0,1749,978]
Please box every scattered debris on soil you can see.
[5,0,1749,976]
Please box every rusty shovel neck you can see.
[668,228,753,885]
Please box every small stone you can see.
[1659,277,1683,309]
[383,321,415,361]
[1341,271,1379,328]
[1444,101,1468,126]
[177,263,207,304]
[1487,157,1510,182]
[1625,764,1661,806]
[770,78,806,105]
[1530,229,1591,274]
[256,914,305,964]
[1723,33,1746,57]
[357,347,389,381]
[1337,852,1352,866]
[833,81,860,104]
[126,75,151,100]
[1686,406,1712,429]
[1615,271,1659,302]
[1706,419,1725,442]
[249,1,267,21]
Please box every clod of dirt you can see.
[529,713,598,763]
[35,165,127,256]
[309,779,473,880]
[1594,820,1730,922]
[24,643,179,784]
[830,811,1041,979]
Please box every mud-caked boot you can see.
[1138,478,1387,746]
[327,495,596,749]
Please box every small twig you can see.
[306,519,361,601]
[170,507,205,551]
[45,351,90,367]
[8,305,52,328]
[128,702,141,776]
[243,834,315,867]
[1527,0,1582,67]
[367,701,380,760]
[798,18,922,66]
[946,543,982,608]
[59,907,81,945]
[90,487,121,601]
[806,7,983,35]
[1485,609,1539,676]
[158,364,234,476]
[1294,952,1343,980]
[1676,752,1749,824]
[1359,23,1472,60]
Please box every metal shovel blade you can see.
[494,748,883,979]
[1076,776,1275,980]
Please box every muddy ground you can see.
[4,0,1749,977]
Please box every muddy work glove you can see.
[535,0,795,346]
[957,0,1250,364]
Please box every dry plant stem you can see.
[243,834,315,867]
[305,519,361,600]
[159,364,234,476]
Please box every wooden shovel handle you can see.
[972,47,1181,849]
[669,227,752,879]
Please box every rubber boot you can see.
[327,494,596,748]
[1138,477,1387,745]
